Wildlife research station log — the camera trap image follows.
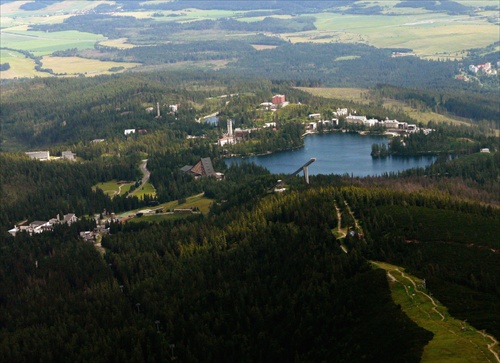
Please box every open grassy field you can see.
[129,181,156,200]
[296,87,372,103]
[161,193,213,214]
[283,11,498,59]
[122,193,214,223]
[0,1,104,18]
[382,99,473,126]
[98,38,137,49]
[251,44,278,51]
[372,261,500,363]
[1,1,498,77]
[92,180,133,197]
[41,56,140,76]
[0,49,49,79]
[1,29,105,57]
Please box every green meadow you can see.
[126,193,214,223]
[92,180,133,197]
[372,261,500,363]
[41,56,140,76]
[1,29,105,57]
[0,49,48,78]
[1,1,498,77]
[129,181,156,200]
[287,11,498,59]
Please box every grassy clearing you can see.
[382,99,472,126]
[92,180,133,197]
[251,44,278,51]
[121,193,214,223]
[372,261,500,363]
[130,213,187,223]
[139,59,232,72]
[160,193,213,214]
[334,55,361,61]
[295,87,371,103]
[41,56,141,76]
[98,38,137,49]
[129,182,156,200]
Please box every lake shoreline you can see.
[224,133,436,177]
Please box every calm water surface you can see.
[225,133,436,177]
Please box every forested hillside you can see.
[1,186,434,362]
[1,67,499,362]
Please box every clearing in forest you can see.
[371,261,500,363]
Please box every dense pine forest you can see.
[1,68,499,362]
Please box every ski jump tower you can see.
[290,158,316,184]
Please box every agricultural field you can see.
[0,49,48,79]
[1,28,105,57]
[284,11,498,59]
[1,1,498,77]
[41,56,140,76]
[372,261,500,363]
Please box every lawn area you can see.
[129,182,156,200]
[123,193,214,223]
[41,56,141,76]
[130,213,187,223]
[92,180,133,197]
[160,193,213,214]
[371,261,500,363]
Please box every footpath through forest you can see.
[337,201,499,362]
[372,261,500,363]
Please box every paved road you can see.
[139,159,150,186]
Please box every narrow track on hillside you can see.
[397,268,445,321]
[374,261,500,363]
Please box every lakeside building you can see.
[272,94,286,105]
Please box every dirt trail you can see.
[477,330,500,363]
[376,262,500,363]
[397,268,445,321]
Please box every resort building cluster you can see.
[8,213,78,236]
[468,61,498,75]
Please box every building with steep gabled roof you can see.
[180,157,223,180]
